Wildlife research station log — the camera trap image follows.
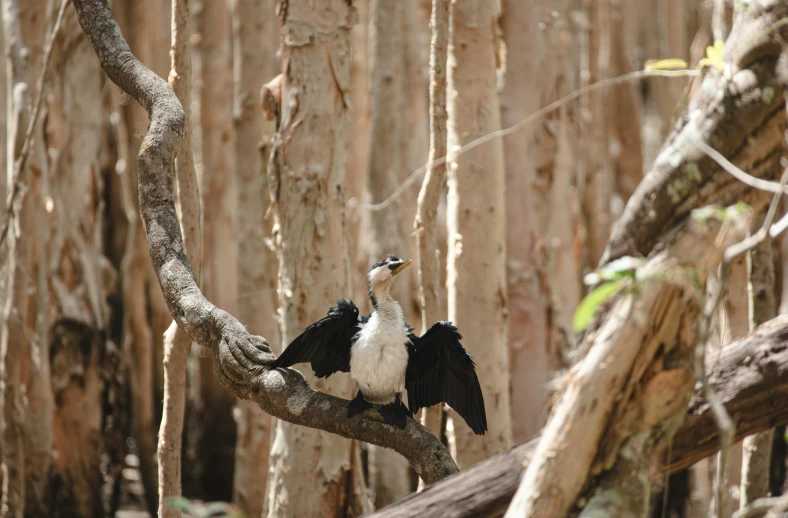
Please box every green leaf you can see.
[698,39,725,72]
[644,58,690,71]
[691,205,726,223]
[573,280,624,333]
[584,256,643,285]
[726,202,751,220]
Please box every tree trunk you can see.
[446,0,512,468]
[415,0,450,443]
[46,5,108,515]
[365,0,415,505]
[345,0,371,310]
[0,0,53,514]
[499,0,551,444]
[115,0,167,509]
[400,0,429,336]
[230,0,279,515]
[187,0,238,500]
[265,1,358,516]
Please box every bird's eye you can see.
[387,263,398,271]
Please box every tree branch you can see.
[71,0,458,486]
[506,210,747,518]
[373,312,788,517]
[603,0,788,264]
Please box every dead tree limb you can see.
[373,312,788,517]
[506,211,748,518]
[603,0,788,264]
[71,0,458,486]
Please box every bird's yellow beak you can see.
[391,260,413,276]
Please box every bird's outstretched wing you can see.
[270,299,361,378]
[406,321,487,435]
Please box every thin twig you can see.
[692,136,788,261]
[692,138,788,196]
[364,69,699,212]
[695,263,734,518]
[0,0,69,247]
[697,161,788,518]
[415,0,450,445]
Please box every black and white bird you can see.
[270,255,487,435]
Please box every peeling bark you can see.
[265,1,364,516]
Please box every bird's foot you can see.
[395,393,411,416]
[347,391,373,419]
[379,402,408,430]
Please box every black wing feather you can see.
[406,321,487,435]
[270,299,361,378]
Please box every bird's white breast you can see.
[350,301,410,404]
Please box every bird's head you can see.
[367,255,412,305]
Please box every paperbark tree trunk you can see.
[415,0,450,443]
[0,0,53,514]
[265,1,358,516]
[115,0,166,509]
[345,0,370,310]
[365,0,416,505]
[230,0,279,515]
[187,0,238,500]
[46,6,108,515]
[499,0,551,444]
[446,0,512,468]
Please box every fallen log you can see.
[373,313,788,517]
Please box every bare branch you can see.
[604,0,788,263]
[366,69,699,213]
[71,0,458,485]
[692,138,788,196]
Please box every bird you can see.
[270,255,487,435]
